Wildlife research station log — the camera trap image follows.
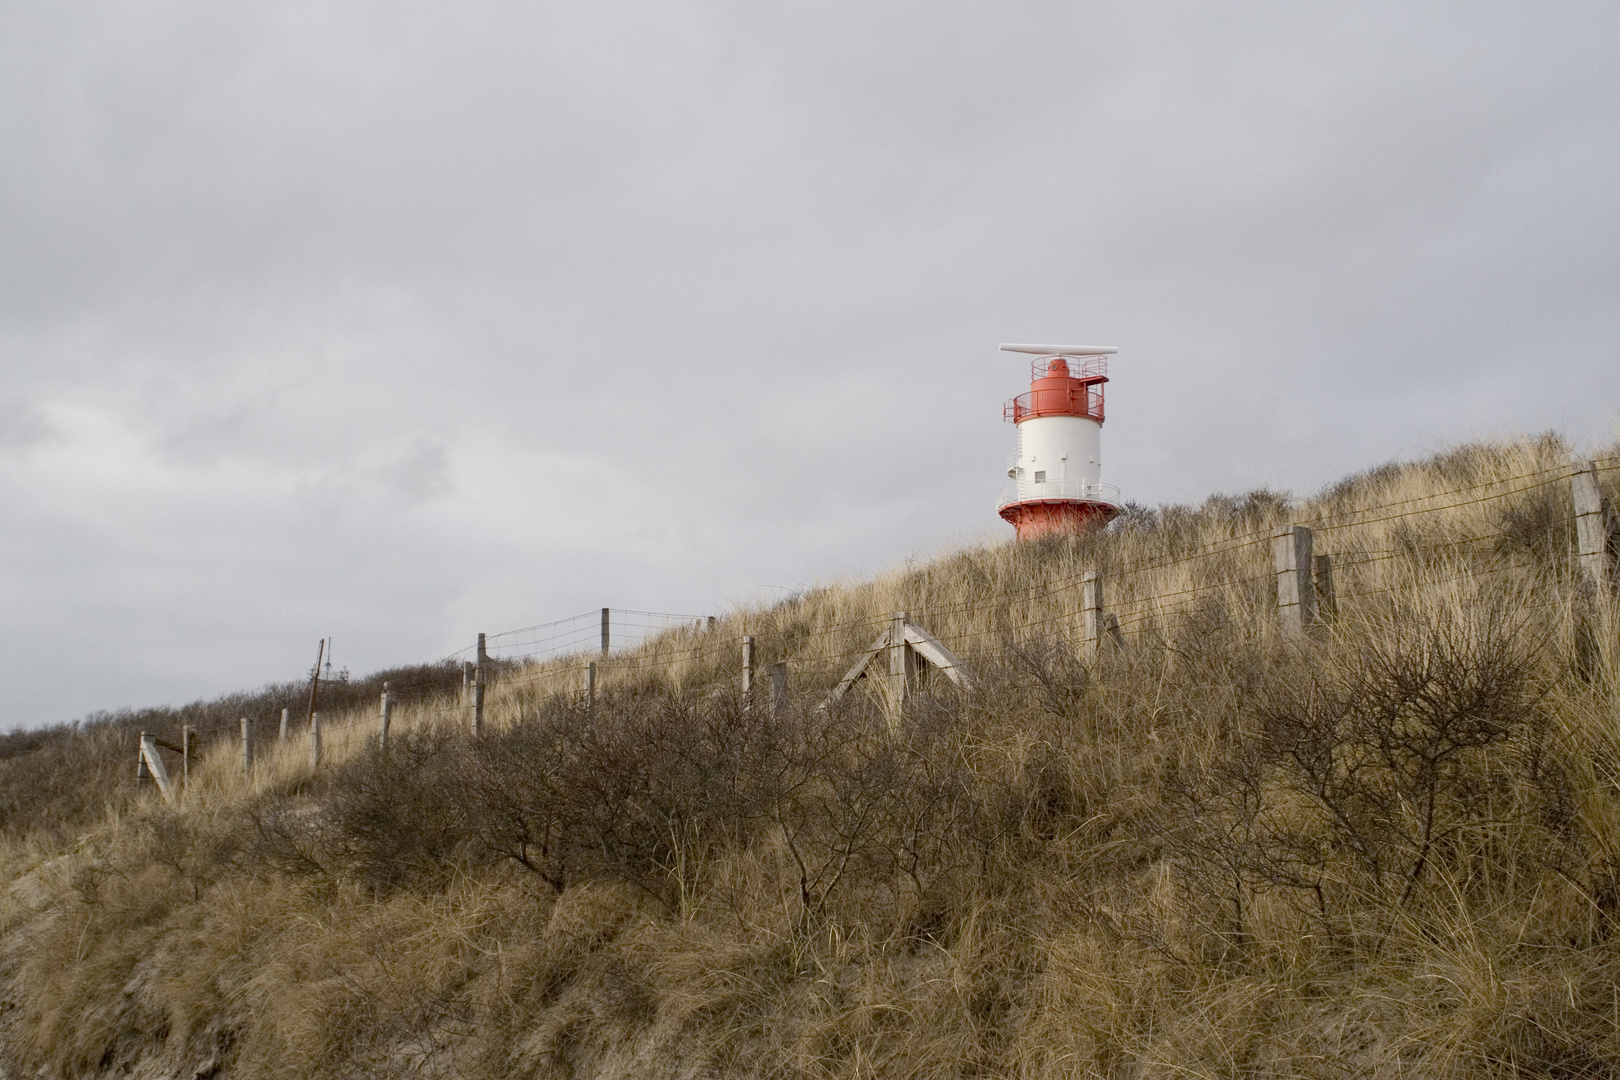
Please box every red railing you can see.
[1028,355,1107,381]
[1004,381,1105,423]
[1003,354,1109,422]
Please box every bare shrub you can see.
[463,692,779,910]
[323,723,476,893]
[1160,604,1556,962]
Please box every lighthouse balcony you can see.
[1004,383,1106,423]
[997,479,1119,511]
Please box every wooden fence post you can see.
[279,707,289,740]
[182,725,194,785]
[586,661,596,722]
[769,661,788,714]
[887,610,913,726]
[601,608,611,657]
[1574,460,1618,595]
[137,731,150,782]
[1080,571,1103,658]
[741,636,755,699]
[473,633,487,735]
[379,682,392,754]
[1274,525,1317,638]
[309,712,322,769]
[241,717,254,774]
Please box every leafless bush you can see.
[461,692,780,910]
[1159,605,1559,961]
[323,723,477,893]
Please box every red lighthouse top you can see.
[1003,355,1108,424]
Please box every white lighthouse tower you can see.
[997,343,1121,540]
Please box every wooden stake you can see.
[379,682,392,754]
[279,707,289,740]
[182,725,194,785]
[1274,525,1317,638]
[137,731,150,782]
[586,661,596,722]
[601,608,611,657]
[741,635,755,697]
[309,712,322,769]
[241,717,254,775]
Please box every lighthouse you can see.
[997,343,1121,540]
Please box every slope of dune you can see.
[1,433,1618,1079]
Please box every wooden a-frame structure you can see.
[821,611,971,725]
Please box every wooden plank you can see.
[899,624,972,687]
[1104,613,1125,648]
[822,631,891,706]
[140,735,174,801]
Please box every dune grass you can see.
[1,433,1619,1078]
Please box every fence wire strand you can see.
[289,458,1615,738]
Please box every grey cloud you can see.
[374,439,453,503]
[0,400,56,452]
[0,0,1616,726]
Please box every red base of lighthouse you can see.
[999,499,1118,540]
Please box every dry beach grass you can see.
[1,433,1619,1078]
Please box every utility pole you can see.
[305,638,325,728]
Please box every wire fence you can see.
[443,609,710,665]
[245,455,1620,746]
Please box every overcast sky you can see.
[2,1,1617,727]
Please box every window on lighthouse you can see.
[1034,470,1046,482]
